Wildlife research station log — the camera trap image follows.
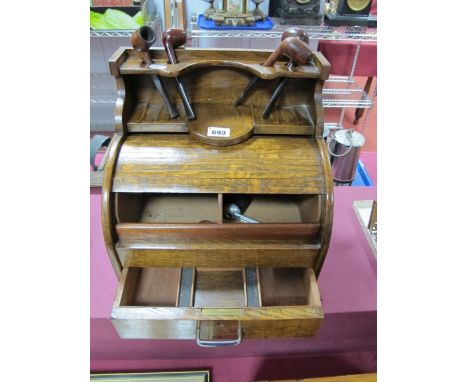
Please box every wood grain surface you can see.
[116,224,320,245]
[112,266,323,339]
[110,47,330,141]
[122,68,316,118]
[194,270,245,308]
[101,133,126,278]
[112,134,325,194]
[252,104,314,133]
[117,246,320,268]
[119,49,322,79]
[314,138,334,276]
[260,268,316,306]
[119,267,181,306]
[188,103,254,146]
[103,46,334,343]
[115,193,219,223]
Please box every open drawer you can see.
[111,266,323,343]
[114,193,323,268]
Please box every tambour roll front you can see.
[102,33,333,344]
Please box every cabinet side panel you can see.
[101,133,126,277]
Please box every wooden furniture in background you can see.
[353,200,377,257]
[258,373,377,382]
[354,76,373,125]
[102,44,333,344]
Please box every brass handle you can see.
[196,323,242,348]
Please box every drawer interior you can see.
[223,194,321,223]
[116,267,319,309]
[193,269,246,308]
[115,193,321,225]
[115,193,219,223]
[259,268,316,306]
[119,268,181,307]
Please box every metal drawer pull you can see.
[196,324,242,348]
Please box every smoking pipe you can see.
[131,26,157,66]
[225,203,259,224]
[281,27,310,46]
[162,28,187,65]
[262,37,313,119]
[263,37,313,67]
[162,28,196,120]
[234,28,309,107]
[224,194,253,214]
[131,26,179,119]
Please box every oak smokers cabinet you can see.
[102,46,333,345]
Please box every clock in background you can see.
[337,0,372,16]
[269,0,325,25]
[325,0,376,27]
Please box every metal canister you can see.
[328,129,366,184]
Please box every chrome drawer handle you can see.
[196,323,242,348]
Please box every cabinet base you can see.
[324,14,377,28]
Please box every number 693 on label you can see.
[207,127,231,137]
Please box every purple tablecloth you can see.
[91,183,377,381]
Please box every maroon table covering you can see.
[91,185,377,381]
[318,40,377,77]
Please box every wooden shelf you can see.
[127,102,187,133]
[127,102,315,137]
[253,105,314,135]
[188,103,253,146]
[116,48,323,79]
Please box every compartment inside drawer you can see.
[223,194,321,223]
[115,193,321,225]
[259,268,318,306]
[119,268,181,307]
[115,267,319,309]
[114,193,322,263]
[112,266,323,339]
[115,193,219,223]
[193,269,246,308]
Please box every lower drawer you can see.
[112,266,323,344]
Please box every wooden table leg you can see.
[353,76,373,125]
